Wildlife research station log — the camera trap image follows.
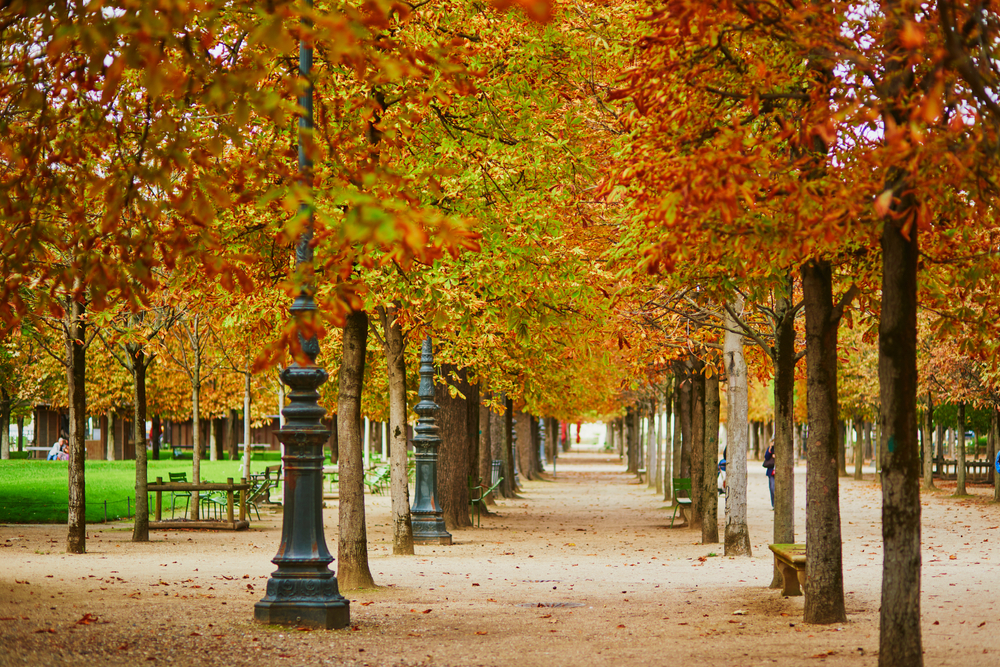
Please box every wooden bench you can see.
[637,467,647,483]
[670,478,692,527]
[769,543,806,596]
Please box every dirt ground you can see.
[1,448,999,667]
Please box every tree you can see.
[377,303,414,555]
[337,308,376,590]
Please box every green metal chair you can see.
[468,460,504,527]
[168,472,191,519]
[670,478,692,527]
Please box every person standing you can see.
[763,440,775,509]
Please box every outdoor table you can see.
[148,477,250,530]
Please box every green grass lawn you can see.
[0,457,284,524]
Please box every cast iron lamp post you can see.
[410,336,452,545]
[254,4,349,630]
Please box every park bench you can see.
[768,543,806,596]
[670,478,692,527]
[637,467,647,483]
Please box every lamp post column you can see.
[254,2,349,630]
[410,336,452,545]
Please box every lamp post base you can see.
[412,515,452,545]
[254,576,350,629]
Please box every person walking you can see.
[763,440,775,509]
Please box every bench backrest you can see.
[169,472,188,483]
[672,477,691,497]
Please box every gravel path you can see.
[2,449,998,666]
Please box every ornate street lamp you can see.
[254,3,349,630]
[410,336,452,545]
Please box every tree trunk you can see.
[663,379,674,501]
[190,378,201,520]
[702,369,720,544]
[771,278,796,585]
[437,365,476,529]
[66,296,87,554]
[378,304,414,555]
[956,403,967,495]
[479,401,494,505]
[625,406,637,473]
[337,309,375,589]
[150,415,161,462]
[877,179,922,666]
[504,396,518,494]
[678,365,692,482]
[16,415,24,452]
[647,400,657,488]
[837,420,848,477]
[515,409,533,483]
[993,409,999,503]
[724,299,751,556]
[801,259,846,624]
[132,349,149,542]
[854,419,864,481]
[491,394,511,498]
[103,413,112,461]
[690,358,705,531]
[0,388,10,459]
[655,395,664,494]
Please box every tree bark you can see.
[103,413,112,461]
[993,409,999,503]
[337,309,376,589]
[515,409,533,483]
[132,349,149,542]
[678,365,691,482]
[0,388,10,460]
[690,358,705,531]
[625,406,638,473]
[663,378,674,501]
[504,396,518,494]
[491,394,511,498]
[437,365,476,529]
[66,295,87,554]
[702,369,720,544]
[877,180,922,665]
[150,415,161,462]
[854,419,864,481]
[647,400,657,488]
[770,279,796,585]
[956,403,967,495]
[377,304,414,555]
[190,373,201,520]
[479,401,494,505]
[724,299,751,556]
[801,259,847,624]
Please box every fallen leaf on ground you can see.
[76,613,99,625]
[34,628,55,634]
[360,602,374,606]
[475,631,488,635]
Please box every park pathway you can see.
[2,445,1000,666]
